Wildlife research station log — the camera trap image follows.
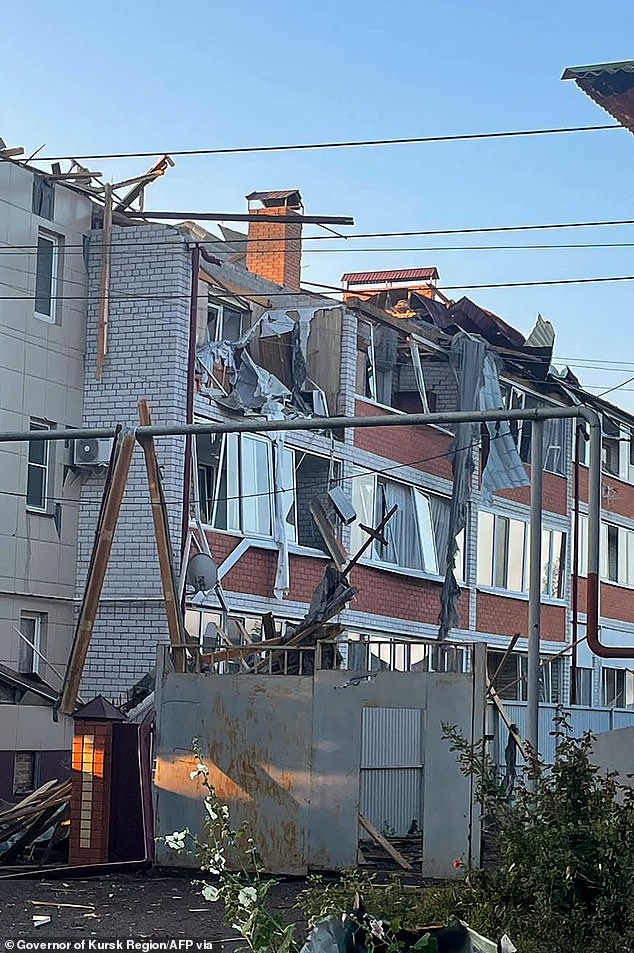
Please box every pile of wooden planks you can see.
[0,780,71,866]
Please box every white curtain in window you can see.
[378,480,423,570]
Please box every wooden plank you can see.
[58,434,135,714]
[488,683,529,761]
[137,400,186,664]
[309,498,348,569]
[486,633,521,697]
[358,813,414,871]
[96,183,113,381]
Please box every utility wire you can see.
[6,217,634,256]
[596,376,634,398]
[12,431,484,510]
[9,272,634,301]
[29,123,621,162]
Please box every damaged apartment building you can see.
[5,153,634,801]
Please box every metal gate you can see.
[359,706,424,837]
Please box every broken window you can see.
[32,174,55,220]
[18,612,47,675]
[13,752,38,796]
[602,416,621,477]
[26,420,51,512]
[602,667,634,709]
[197,432,273,536]
[350,470,448,574]
[487,651,561,703]
[498,384,567,476]
[293,452,341,551]
[356,320,377,400]
[207,301,245,343]
[35,230,60,323]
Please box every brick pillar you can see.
[69,696,125,866]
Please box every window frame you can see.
[602,666,634,709]
[34,230,60,324]
[26,420,51,513]
[206,299,246,344]
[13,751,39,796]
[600,520,634,588]
[477,511,566,601]
[18,611,46,676]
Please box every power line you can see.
[596,376,634,398]
[9,272,634,302]
[29,122,620,162]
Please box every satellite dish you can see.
[187,553,218,593]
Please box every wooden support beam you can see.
[343,504,397,576]
[96,183,113,381]
[309,498,348,569]
[488,683,529,762]
[58,432,135,714]
[137,400,186,668]
[358,813,414,871]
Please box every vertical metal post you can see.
[527,418,544,760]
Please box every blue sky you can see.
[4,1,634,405]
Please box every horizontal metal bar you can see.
[127,211,355,225]
[0,406,596,444]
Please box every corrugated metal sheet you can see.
[360,769,422,836]
[492,703,634,769]
[359,707,424,837]
[342,267,439,285]
[361,707,423,767]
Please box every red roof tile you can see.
[342,267,439,285]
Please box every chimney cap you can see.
[246,189,303,209]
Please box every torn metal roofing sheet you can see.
[562,61,634,132]
[449,297,526,349]
[342,267,439,284]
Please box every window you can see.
[477,512,528,592]
[498,384,567,475]
[478,512,566,598]
[197,434,340,551]
[602,667,634,709]
[32,174,55,220]
[26,420,50,511]
[34,231,60,323]
[198,432,272,536]
[13,752,38,795]
[601,522,634,586]
[206,302,245,343]
[487,650,561,703]
[351,470,456,575]
[575,667,593,707]
[541,529,566,598]
[18,612,47,675]
[602,416,621,477]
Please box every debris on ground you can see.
[0,780,70,867]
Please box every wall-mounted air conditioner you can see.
[73,437,113,467]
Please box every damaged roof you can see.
[562,60,634,132]
[246,189,303,207]
[342,267,439,285]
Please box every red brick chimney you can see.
[246,189,303,290]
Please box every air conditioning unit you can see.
[73,437,113,467]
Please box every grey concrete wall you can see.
[591,724,634,787]
[154,646,485,878]
[0,158,91,699]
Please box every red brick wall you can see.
[69,721,113,866]
[246,207,301,290]
[576,576,634,624]
[200,529,466,629]
[493,464,568,516]
[476,591,566,641]
[353,399,453,480]
[578,465,634,520]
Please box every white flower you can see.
[165,830,187,851]
[190,769,199,780]
[204,801,218,821]
[202,884,220,903]
[197,762,209,775]
[237,886,258,907]
[369,919,386,939]
[220,805,230,819]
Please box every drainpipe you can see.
[526,419,544,758]
[570,425,581,703]
[181,245,201,581]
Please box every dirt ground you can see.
[0,870,307,941]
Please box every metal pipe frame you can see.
[527,419,544,755]
[0,404,620,657]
